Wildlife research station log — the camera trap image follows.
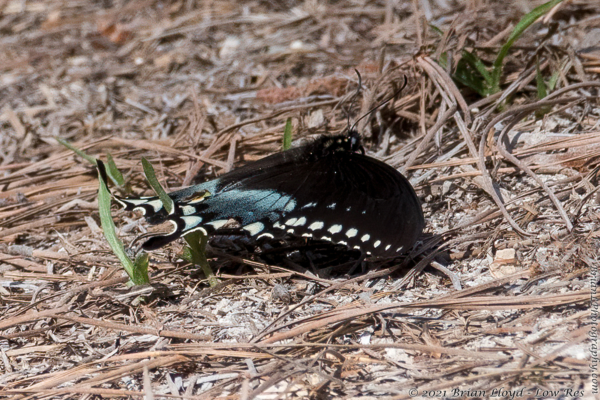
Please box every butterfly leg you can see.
[345,251,367,275]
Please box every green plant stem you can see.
[184,231,218,287]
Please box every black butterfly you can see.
[104,129,424,257]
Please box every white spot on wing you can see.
[287,228,294,233]
[182,216,203,231]
[373,240,381,248]
[273,221,285,229]
[338,240,347,245]
[346,206,351,211]
[327,203,336,209]
[181,205,196,215]
[146,199,164,213]
[353,245,361,250]
[257,233,274,239]
[302,233,312,238]
[346,228,358,238]
[385,244,391,251]
[328,224,342,234]
[243,222,265,236]
[292,217,306,226]
[396,246,404,253]
[361,234,370,242]
[285,218,298,226]
[321,236,332,241]
[308,221,324,231]
[301,202,316,209]
[207,219,229,229]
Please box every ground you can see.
[0,0,598,399]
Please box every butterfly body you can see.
[115,132,424,257]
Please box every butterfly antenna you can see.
[344,69,363,134]
[349,75,408,133]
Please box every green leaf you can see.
[438,52,448,69]
[490,0,563,93]
[548,68,561,91]
[461,50,493,85]
[97,160,149,285]
[141,157,174,214]
[57,138,125,188]
[106,153,125,186]
[429,24,443,36]
[57,138,97,165]
[282,118,293,151]
[454,57,488,96]
[132,251,150,285]
[184,230,218,287]
[536,60,547,100]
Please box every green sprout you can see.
[282,118,293,150]
[59,139,216,286]
[453,0,563,96]
[97,161,150,285]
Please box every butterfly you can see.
[100,129,424,258]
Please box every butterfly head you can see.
[306,131,365,160]
[347,128,364,154]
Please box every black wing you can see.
[115,139,424,256]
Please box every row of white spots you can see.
[203,208,409,254]
[175,215,406,254]
[273,217,399,252]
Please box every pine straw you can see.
[0,0,598,398]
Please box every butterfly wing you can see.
[115,141,424,256]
